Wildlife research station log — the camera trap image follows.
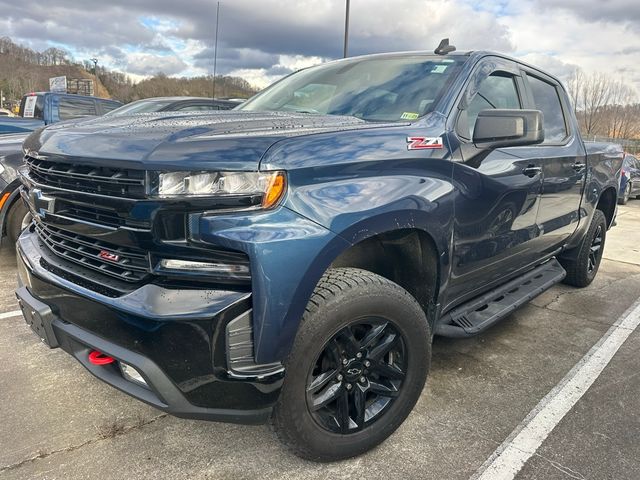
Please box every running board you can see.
[435,259,566,338]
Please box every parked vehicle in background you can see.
[106,97,241,116]
[0,109,14,117]
[0,133,30,243]
[0,92,122,135]
[0,96,242,245]
[618,154,640,204]
[15,45,623,461]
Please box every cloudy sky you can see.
[1,0,639,92]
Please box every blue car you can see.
[619,154,640,204]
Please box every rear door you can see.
[518,70,585,254]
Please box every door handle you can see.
[522,166,542,177]
[572,163,586,170]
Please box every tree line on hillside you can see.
[96,67,256,103]
[566,70,640,145]
[0,36,257,105]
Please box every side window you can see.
[527,75,568,143]
[99,101,121,114]
[464,74,521,138]
[59,97,97,120]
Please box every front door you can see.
[446,58,544,306]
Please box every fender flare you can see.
[261,208,450,363]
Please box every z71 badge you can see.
[406,136,444,150]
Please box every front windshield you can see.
[105,99,176,116]
[239,55,465,122]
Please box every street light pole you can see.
[212,1,220,99]
[343,0,350,58]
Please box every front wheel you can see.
[560,209,607,288]
[272,268,431,461]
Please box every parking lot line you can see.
[0,310,21,320]
[471,298,640,480]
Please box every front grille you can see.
[26,156,146,198]
[35,222,150,282]
[56,203,126,228]
[55,202,150,229]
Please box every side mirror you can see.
[473,109,544,149]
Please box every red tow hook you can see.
[88,350,115,366]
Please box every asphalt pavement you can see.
[1,202,639,480]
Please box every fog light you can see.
[119,362,147,387]
[159,259,250,276]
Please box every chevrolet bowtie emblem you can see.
[29,188,55,218]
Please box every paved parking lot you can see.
[1,203,639,480]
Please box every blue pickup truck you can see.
[0,92,121,135]
[14,45,622,461]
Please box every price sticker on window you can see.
[23,96,37,118]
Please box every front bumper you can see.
[16,230,283,424]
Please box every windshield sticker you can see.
[23,96,37,118]
[400,112,419,120]
[407,136,444,150]
[431,65,448,74]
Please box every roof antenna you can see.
[434,38,456,55]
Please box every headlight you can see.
[156,171,286,208]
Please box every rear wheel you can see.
[6,200,31,245]
[272,268,431,461]
[560,210,606,288]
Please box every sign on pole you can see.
[49,76,67,93]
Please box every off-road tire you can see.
[560,210,607,288]
[272,267,431,462]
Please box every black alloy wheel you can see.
[306,319,406,434]
[560,209,607,287]
[272,268,431,461]
[587,224,603,274]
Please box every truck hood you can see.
[27,111,385,171]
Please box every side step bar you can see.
[435,259,566,338]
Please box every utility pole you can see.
[343,0,350,58]
[212,1,220,99]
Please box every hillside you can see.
[0,36,257,105]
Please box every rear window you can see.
[58,97,97,120]
[19,95,45,119]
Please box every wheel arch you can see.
[329,228,441,321]
[596,186,617,228]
